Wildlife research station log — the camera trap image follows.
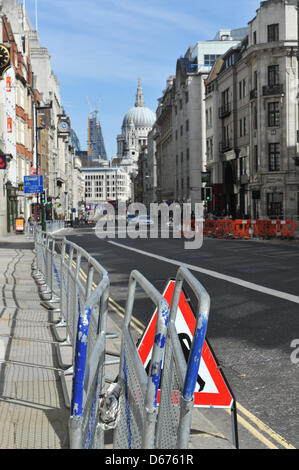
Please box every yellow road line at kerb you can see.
[235,403,296,449]
[109,297,146,329]
[108,302,144,336]
[225,409,278,449]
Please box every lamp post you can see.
[34,102,52,229]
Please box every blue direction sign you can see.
[24,175,43,194]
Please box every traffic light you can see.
[41,192,46,204]
[206,187,212,201]
[201,187,212,201]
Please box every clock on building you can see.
[0,44,11,78]
[58,119,70,134]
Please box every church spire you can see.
[135,78,144,107]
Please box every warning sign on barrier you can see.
[138,280,234,408]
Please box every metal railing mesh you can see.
[155,338,183,448]
[113,332,146,449]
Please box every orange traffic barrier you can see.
[203,219,217,236]
[281,220,297,238]
[202,218,297,239]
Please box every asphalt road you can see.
[65,226,299,449]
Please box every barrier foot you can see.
[51,323,68,343]
[40,291,53,298]
[106,349,120,357]
[59,370,71,409]
[41,296,60,304]
[55,342,72,370]
[55,319,67,328]
[106,333,120,340]
[105,359,120,366]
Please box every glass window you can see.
[269,143,280,171]
[267,24,279,42]
[267,192,283,218]
[254,145,258,172]
[204,54,221,66]
[268,65,279,86]
[268,102,280,127]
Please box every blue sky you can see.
[25,0,261,158]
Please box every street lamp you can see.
[34,101,52,229]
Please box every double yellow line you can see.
[226,403,295,449]
[67,255,296,450]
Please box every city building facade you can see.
[83,167,131,213]
[151,29,247,209]
[205,0,299,220]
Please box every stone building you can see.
[205,0,299,219]
[152,29,247,208]
[116,79,156,177]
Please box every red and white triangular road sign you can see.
[137,280,234,408]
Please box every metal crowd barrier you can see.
[26,220,65,238]
[113,270,170,449]
[69,271,109,449]
[155,267,210,449]
[32,229,211,450]
[33,228,110,412]
[46,220,66,233]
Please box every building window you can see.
[240,157,248,175]
[268,102,280,127]
[222,89,229,108]
[243,117,247,136]
[268,65,279,86]
[204,54,221,66]
[240,119,243,137]
[180,125,183,136]
[254,145,258,172]
[254,106,257,129]
[269,143,280,171]
[239,79,246,99]
[267,24,279,42]
[267,192,283,218]
[253,31,257,44]
[243,79,247,98]
[185,92,189,103]
[254,70,258,89]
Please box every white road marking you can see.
[108,241,299,304]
